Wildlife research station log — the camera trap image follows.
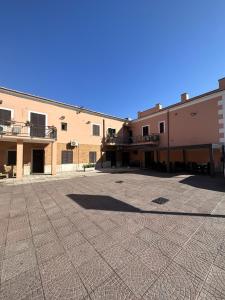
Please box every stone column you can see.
[51,142,57,175]
[16,140,23,179]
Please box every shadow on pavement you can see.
[67,194,225,218]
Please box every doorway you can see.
[32,149,44,173]
[122,152,130,167]
[145,151,154,168]
[106,151,116,167]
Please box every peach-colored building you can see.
[0,77,225,178]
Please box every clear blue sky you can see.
[0,0,225,119]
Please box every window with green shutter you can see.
[92,124,100,136]
[61,151,73,164]
[89,151,97,163]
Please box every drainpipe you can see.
[167,110,170,172]
[101,119,105,168]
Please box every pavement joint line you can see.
[142,215,205,298]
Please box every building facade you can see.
[0,77,225,179]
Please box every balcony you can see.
[0,120,57,142]
[104,134,160,146]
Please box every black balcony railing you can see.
[104,134,160,145]
[0,120,57,139]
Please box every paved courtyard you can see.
[0,170,225,299]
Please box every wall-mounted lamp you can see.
[190,112,197,117]
[60,116,65,120]
[86,121,91,124]
[0,100,3,104]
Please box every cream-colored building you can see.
[0,77,225,178]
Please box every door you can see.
[122,152,130,167]
[32,150,44,173]
[145,151,154,168]
[30,113,46,137]
[106,151,116,167]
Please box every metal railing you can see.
[104,134,160,145]
[0,120,57,139]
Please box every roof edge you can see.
[0,86,127,122]
[132,88,223,122]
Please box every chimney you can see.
[155,103,162,110]
[219,77,225,90]
[181,93,189,102]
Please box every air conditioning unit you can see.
[0,125,8,134]
[70,140,79,147]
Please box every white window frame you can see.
[142,125,150,136]
[0,107,14,123]
[158,121,166,134]
[92,123,101,136]
[28,111,48,136]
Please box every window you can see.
[0,109,11,125]
[30,112,46,137]
[92,124,100,136]
[89,151,97,163]
[61,151,73,164]
[107,128,116,137]
[7,150,16,165]
[61,122,67,131]
[159,121,165,133]
[142,126,149,136]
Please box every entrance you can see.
[145,151,154,168]
[122,152,130,167]
[32,149,44,173]
[106,151,116,167]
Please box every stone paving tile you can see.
[55,223,77,239]
[143,262,203,300]
[214,251,225,271]
[51,216,71,229]
[90,273,139,300]
[107,226,132,242]
[39,253,74,283]
[33,229,58,248]
[8,215,29,231]
[1,249,37,282]
[98,219,118,231]
[0,268,44,300]
[67,241,99,268]
[81,224,104,239]
[137,228,182,259]
[120,236,151,256]
[31,220,53,236]
[117,257,157,297]
[42,270,87,300]
[1,172,225,299]
[36,240,65,264]
[4,238,34,259]
[89,232,118,252]
[184,238,218,263]
[77,255,114,293]
[197,265,225,300]
[6,226,32,244]
[139,245,172,275]
[174,249,212,280]
[62,231,86,250]
[101,244,136,271]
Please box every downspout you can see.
[167,110,170,172]
[101,119,105,168]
